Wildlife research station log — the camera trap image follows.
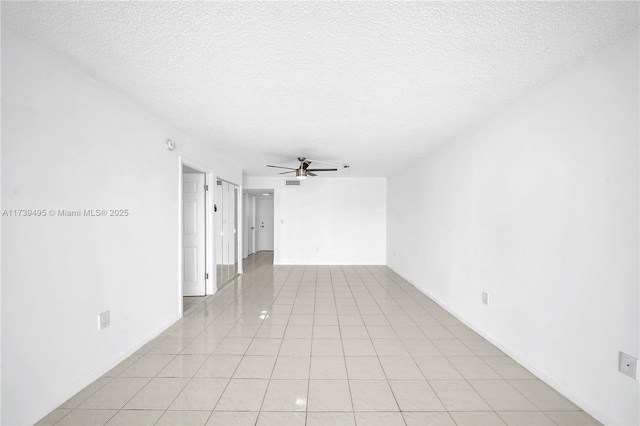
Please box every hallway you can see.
[39,253,598,425]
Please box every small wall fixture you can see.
[165,139,175,151]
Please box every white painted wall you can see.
[249,194,256,256]
[244,177,386,265]
[242,193,257,257]
[242,192,249,258]
[1,29,242,425]
[387,31,639,425]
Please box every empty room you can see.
[1,2,638,426]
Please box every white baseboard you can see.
[36,313,181,425]
[386,265,612,425]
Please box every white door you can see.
[182,173,206,296]
[257,197,274,251]
[229,185,238,277]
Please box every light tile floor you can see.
[38,252,600,425]
[183,296,208,313]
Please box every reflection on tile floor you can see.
[183,296,207,313]
[38,252,600,425]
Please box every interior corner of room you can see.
[1,4,639,426]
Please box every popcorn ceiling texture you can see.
[2,2,638,176]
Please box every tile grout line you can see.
[254,264,295,423]
[369,265,550,422]
[352,266,407,425]
[339,265,359,421]
[364,264,450,422]
[44,253,595,426]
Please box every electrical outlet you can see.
[619,351,638,379]
[98,311,110,331]
[482,292,489,305]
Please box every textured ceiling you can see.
[2,2,638,177]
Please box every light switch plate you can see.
[482,292,489,305]
[619,351,638,380]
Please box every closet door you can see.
[216,180,240,288]
[215,181,224,286]
[230,185,238,277]
[222,181,231,283]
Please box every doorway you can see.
[243,189,274,259]
[182,167,206,297]
[179,158,218,316]
[256,195,274,252]
[242,192,256,259]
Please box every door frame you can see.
[178,156,216,317]
[251,194,256,255]
[215,178,244,283]
[256,194,275,252]
[244,193,257,257]
[243,188,274,256]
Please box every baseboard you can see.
[385,265,613,425]
[34,313,181,425]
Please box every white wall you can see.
[242,192,249,258]
[244,177,386,265]
[387,31,639,425]
[1,29,242,425]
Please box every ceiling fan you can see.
[267,157,349,180]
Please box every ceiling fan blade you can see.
[278,171,296,174]
[307,172,317,177]
[301,160,311,171]
[267,165,297,171]
[306,168,338,172]
[304,158,349,168]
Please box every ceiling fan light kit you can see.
[267,157,348,180]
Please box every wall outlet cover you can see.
[619,351,638,380]
[98,311,110,331]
